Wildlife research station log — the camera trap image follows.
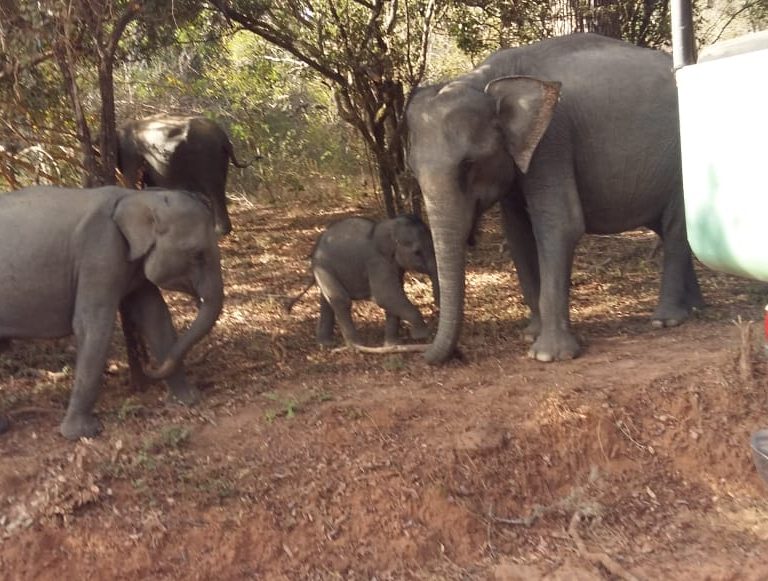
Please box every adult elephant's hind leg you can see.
[651,200,703,328]
[123,284,199,405]
[119,306,149,391]
[384,312,402,346]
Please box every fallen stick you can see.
[568,510,640,581]
[333,343,432,355]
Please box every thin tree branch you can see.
[713,0,763,44]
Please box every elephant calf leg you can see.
[316,296,337,346]
[123,285,199,406]
[315,268,361,346]
[375,292,429,342]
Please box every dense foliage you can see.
[1,0,765,211]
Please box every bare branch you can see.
[208,0,346,85]
[0,51,55,82]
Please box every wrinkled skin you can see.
[310,215,439,347]
[0,186,224,440]
[406,33,703,364]
[117,114,248,236]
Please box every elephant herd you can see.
[0,33,703,440]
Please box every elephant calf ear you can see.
[485,76,561,174]
[113,195,158,261]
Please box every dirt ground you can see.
[2,196,768,580]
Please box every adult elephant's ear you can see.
[113,194,158,261]
[485,76,561,173]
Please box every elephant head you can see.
[114,190,224,377]
[406,76,560,363]
[117,115,246,238]
[374,215,440,307]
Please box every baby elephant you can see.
[290,215,439,347]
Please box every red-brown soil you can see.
[2,199,768,580]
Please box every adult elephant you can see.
[0,186,224,439]
[117,114,249,236]
[406,33,703,364]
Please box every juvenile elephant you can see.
[288,215,439,347]
[117,114,249,236]
[0,186,224,439]
[406,33,703,364]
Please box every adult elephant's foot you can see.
[651,304,690,329]
[60,412,102,440]
[527,330,580,362]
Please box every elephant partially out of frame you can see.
[0,186,224,440]
[117,114,250,236]
[406,33,703,364]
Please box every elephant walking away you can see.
[117,114,251,236]
[0,186,224,439]
[287,215,440,348]
[406,33,703,364]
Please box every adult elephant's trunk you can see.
[145,277,224,380]
[423,184,473,365]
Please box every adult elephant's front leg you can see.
[61,307,118,440]
[122,284,199,405]
[500,195,541,342]
[526,177,585,362]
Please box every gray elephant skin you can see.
[289,215,439,347]
[0,186,224,440]
[406,33,703,364]
[117,114,248,236]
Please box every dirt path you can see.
[1,200,768,580]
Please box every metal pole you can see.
[671,0,697,70]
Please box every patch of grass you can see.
[198,476,237,501]
[116,397,145,422]
[262,390,333,423]
[146,425,191,453]
[264,392,300,422]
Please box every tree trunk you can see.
[55,44,99,187]
[98,60,118,186]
